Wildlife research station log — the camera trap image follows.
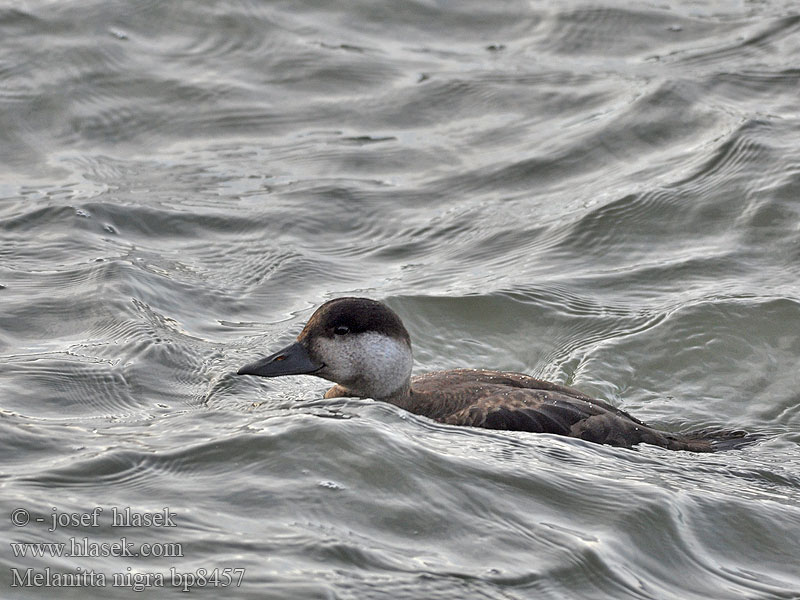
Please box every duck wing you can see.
[410,369,739,451]
[410,369,642,423]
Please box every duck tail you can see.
[678,427,759,452]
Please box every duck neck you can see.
[381,381,416,411]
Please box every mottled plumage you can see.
[239,298,751,452]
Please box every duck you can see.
[237,297,750,452]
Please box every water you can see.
[1,0,799,598]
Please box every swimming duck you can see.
[238,297,748,452]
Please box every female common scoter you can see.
[237,297,749,452]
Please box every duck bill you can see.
[237,341,323,378]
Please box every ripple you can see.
[1,352,137,418]
[545,6,706,57]
[669,14,800,71]
[671,119,774,196]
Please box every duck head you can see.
[238,297,413,400]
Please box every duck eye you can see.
[334,325,350,336]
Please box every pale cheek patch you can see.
[358,332,413,396]
[314,337,356,383]
[314,333,412,399]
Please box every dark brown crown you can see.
[298,297,411,345]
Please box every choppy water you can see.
[2,1,800,598]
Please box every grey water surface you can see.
[1,1,799,598]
